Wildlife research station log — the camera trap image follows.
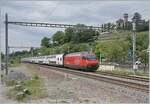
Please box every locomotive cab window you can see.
[86,56,97,60]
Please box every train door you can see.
[56,54,63,65]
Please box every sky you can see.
[0,0,150,53]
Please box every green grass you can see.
[6,75,48,102]
[98,67,149,78]
[9,58,21,67]
[24,76,48,99]
[9,62,21,67]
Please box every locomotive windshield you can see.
[85,56,97,60]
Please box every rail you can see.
[96,71,149,82]
[36,64,149,93]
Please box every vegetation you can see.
[1,52,4,61]
[99,67,149,78]
[7,12,149,73]
[41,24,98,48]
[101,23,116,32]
[9,57,21,67]
[6,75,47,102]
[52,31,65,45]
[115,12,149,31]
[24,75,47,99]
[94,32,130,63]
[41,37,51,48]
[127,31,149,70]
[8,50,33,67]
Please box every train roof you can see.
[22,54,64,59]
[65,51,95,57]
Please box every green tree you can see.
[136,20,149,32]
[132,12,142,23]
[136,32,148,53]
[41,37,50,48]
[126,31,148,69]
[61,43,90,54]
[1,52,4,61]
[138,50,148,71]
[94,40,129,63]
[52,31,65,45]
[64,24,96,43]
[64,27,74,43]
[126,32,148,54]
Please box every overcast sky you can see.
[0,1,150,53]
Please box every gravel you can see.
[4,71,30,82]
[34,65,149,104]
[0,64,149,104]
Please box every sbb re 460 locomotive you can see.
[22,52,99,71]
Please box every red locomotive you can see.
[64,52,99,71]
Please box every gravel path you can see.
[0,64,149,104]
[33,64,149,104]
[0,81,18,104]
[0,64,28,104]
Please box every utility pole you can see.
[132,21,136,72]
[0,10,1,70]
[5,13,8,75]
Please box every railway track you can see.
[96,71,149,82]
[31,64,149,93]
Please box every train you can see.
[22,52,99,71]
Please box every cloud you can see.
[0,1,150,53]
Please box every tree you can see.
[126,31,149,69]
[136,32,148,53]
[1,52,4,61]
[132,12,142,23]
[71,24,86,43]
[132,12,148,32]
[61,43,90,53]
[126,32,148,54]
[94,40,129,63]
[136,20,149,32]
[64,27,74,43]
[64,24,96,43]
[52,31,65,45]
[41,37,50,48]
[138,50,148,71]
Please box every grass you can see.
[98,67,149,78]
[9,58,21,67]
[25,64,40,75]
[6,75,48,102]
[9,63,20,67]
[24,76,48,99]
[9,61,21,67]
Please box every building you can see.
[116,13,132,30]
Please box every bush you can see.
[33,74,39,80]
[5,80,17,86]
[6,75,47,102]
